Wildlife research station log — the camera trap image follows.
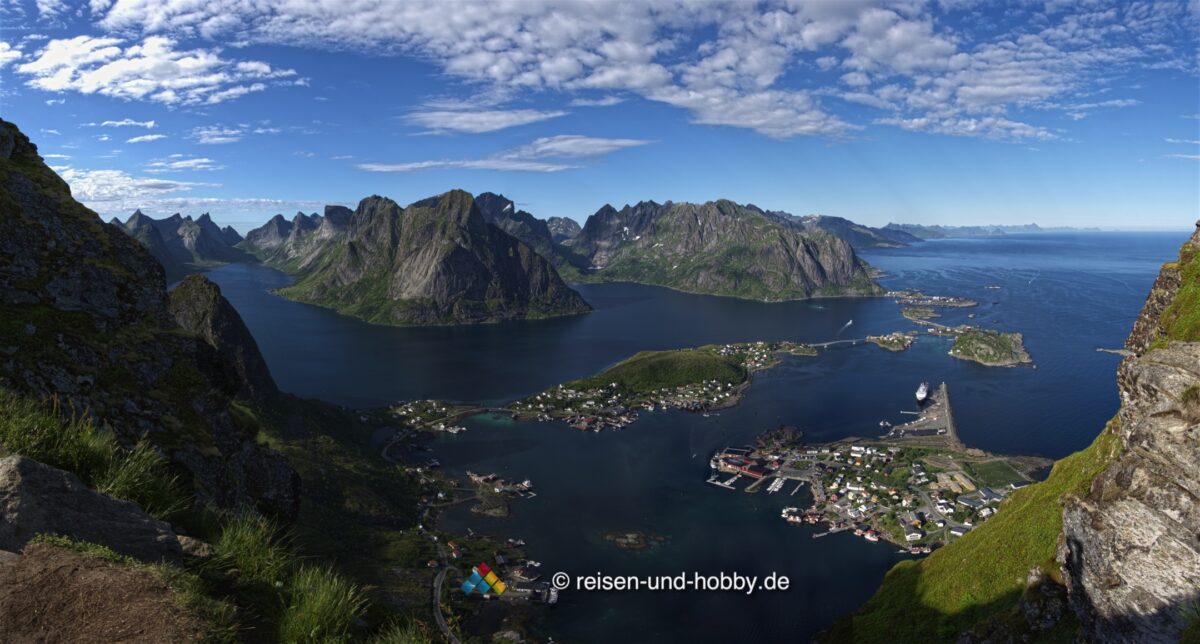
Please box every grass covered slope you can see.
[566,347,748,393]
[1151,239,1200,345]
[824,422,1122,643]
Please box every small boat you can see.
[879,420,892,428]
[916,382,929,403]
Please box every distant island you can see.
[884,222,1101,240]
[567,199,882,300]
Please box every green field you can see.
[566,348,747,393]
[966,460,1027,489]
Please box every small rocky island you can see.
[867,331,917,352]
[602,531,668,551]
[950,329,1031,366]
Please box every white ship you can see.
[915,382,929,403]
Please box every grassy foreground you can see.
[0,386,428,642]
[822,419,1123,642]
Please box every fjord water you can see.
[207,231,1186,642]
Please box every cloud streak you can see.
[358,134,652,173]
[405,108,567,134]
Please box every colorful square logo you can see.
[461,562,506,596]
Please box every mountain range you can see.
[108,209,248,281]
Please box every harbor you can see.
[706,383,1050,549]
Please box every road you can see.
[431,540,461,644]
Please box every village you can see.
[707,388,1048,552]
[506,341,817,431]
[887,289,979,309]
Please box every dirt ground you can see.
[0,543,203,643]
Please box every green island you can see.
[508,341,816,431]
[867,331,917,351]
[950,328,1031,366]
[901,306,940,321]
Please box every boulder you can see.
[0,455,182,564]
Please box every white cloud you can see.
[55,165,212,213]
[569,95,624,107]
[40,128,61,135]
[146,154,222,172]
[89,118,156,128]
[359,133,651,173]
[877,114,1056,141]
[35,0,69,20]
[0,42,21,68]
[358,159,575,173]
[1166,154,1200,160]
[42,153,71,159]
[126,133,166,143]
[45,98,65,105]
[16,35,299,105]
[406,108,567,134]
[504,135,651,159]
[188,123,285,144]
[1166,138,1200,145]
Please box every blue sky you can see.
[1,0,1197,232]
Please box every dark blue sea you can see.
[206,231,1188,642]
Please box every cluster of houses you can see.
[510,378,740,432]
[391,399,460,429]
[769,441,1026,549]
[467,471,537,498]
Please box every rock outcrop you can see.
[258,190,592,326]
[571,199,881,300]
[1057,223,1200,643]
[0,455,182,563]
[0,119,298,519]
[169,274,278,401]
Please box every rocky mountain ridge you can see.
[569,198,881,300]
[248,190,592,326]
[109,209,248,281]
